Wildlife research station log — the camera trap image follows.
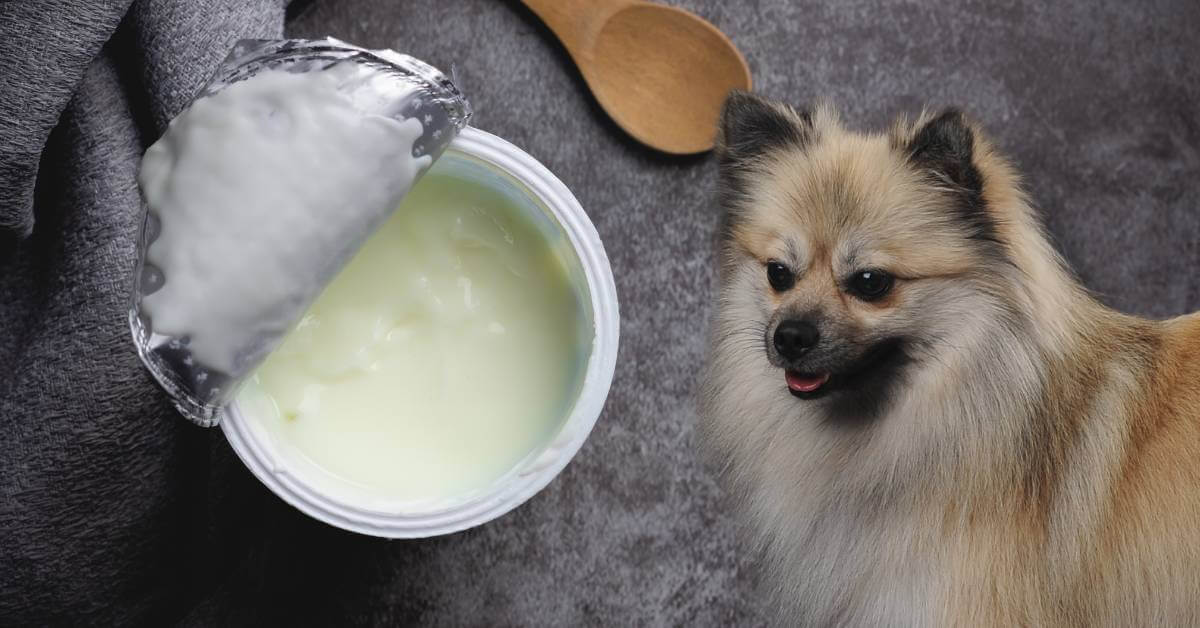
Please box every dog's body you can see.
[700,93,1200,625]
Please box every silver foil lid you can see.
[129,38,472,427]
[209,38,471,161]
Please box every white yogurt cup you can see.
[221,127,619,538]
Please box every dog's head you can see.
[713,92,1024,421]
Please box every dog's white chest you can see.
[779,502,944,626]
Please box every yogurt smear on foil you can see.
[138,63,429,374]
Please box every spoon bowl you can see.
[522,0,752,154]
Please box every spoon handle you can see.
[520,0,638,59]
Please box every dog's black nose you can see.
[774,320,819,359]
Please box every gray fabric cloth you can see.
[1,1,288,624]
[2,0,1199,625]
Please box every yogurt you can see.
[138,63,430,375]
[237,159,591,505]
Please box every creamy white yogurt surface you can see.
[238,165,590,505]
[138,63,429,374]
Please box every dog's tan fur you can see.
[700,92,1200,625]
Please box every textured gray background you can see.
[1,0,1197,625]
[271,1,1199,624]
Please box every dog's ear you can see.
[716,90,812,166]
[905,109,994,241]
[715,91,811,218]
[906,109,984,201]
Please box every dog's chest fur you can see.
[776,492,943,626]
[765,475,1046,626]
[737,408,1044,626]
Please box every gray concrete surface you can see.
[198,0,1200,624]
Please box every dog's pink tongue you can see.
[786,371,830,393]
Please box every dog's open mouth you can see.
[785,371,830,397]
[783,339,908,400]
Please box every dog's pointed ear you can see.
[906,109,983,198]
[905,109,995,242]
[716,90,812,166]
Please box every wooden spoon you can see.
[521,0,752,155]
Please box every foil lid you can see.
[129,38,473,427]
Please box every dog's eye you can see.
[766,261,794,292]
[848,270,894,301]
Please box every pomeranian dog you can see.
[700,91,1200,626]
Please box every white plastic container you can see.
[220,127,619,538]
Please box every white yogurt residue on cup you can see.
[137,63,429,374]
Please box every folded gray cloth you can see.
[1,1,286,623]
